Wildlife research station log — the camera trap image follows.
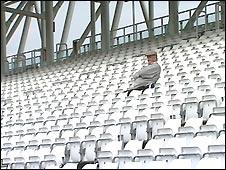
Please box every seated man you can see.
[125,51,161,96]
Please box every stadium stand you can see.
[1,29,225,169]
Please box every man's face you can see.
[147,55,156,65]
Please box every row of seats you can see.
[2,132,225,168]
[1,104,225,139]
[1,29,225,169]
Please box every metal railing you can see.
[6,1,224,75]
[78,1,223,51]
[7,48,43,74]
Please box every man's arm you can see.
[137,64,161,80]
[132,65,150,79]
[132,71,141,79]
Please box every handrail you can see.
[81,11,219,48]
[77,2,222,50]
[6,1,223,75]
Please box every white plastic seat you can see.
[65,140,81,163]
[25,160,41,169]
[118,120,132,143]
[5,146,25,161]
[61,162,78,169]
[46,130,61,142]
[134,149,154,164]
[50,143,66,166]
[132,116,148,140]
[181,101,199,123]
[167,158,192,169]
[60,129,75,141]
[10,162,25,169]
[158,118,181,135]
[56,118,68,128]
[82,163,98,169]
[40,160,58,169]
[20,144,38,161]
[81,135,97,162]
[196,157,224,169]
[206,115,225,132]
[74,128,89,140]
[144,138,165,156]
[121,161,142,169]
[205,144,225,156]
[99,162,118,169]
[141,160,166,169]
[104,124,120,141]
[98,140,123,158]
[199,99,218,122]
[184,117,203,132]
[122,139,143,156]
[32,144,52,161]
[147,113,166,138]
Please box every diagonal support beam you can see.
[53,1,64,19]
[60,1,76,51]
[4,1,20,6]
[6,1,27,32]
[77,4,102,48]
[17,4,33,54]
[4,6,44,19]
[139,1,149,29]
[110,1,123,45]
[183,1,208,30]
[6,2,33,44]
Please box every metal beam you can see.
[139,1,149,29]
[132,1,136,41]
[77,4,102,48]
[4,6,44,19]
[168,1,179,36]
[90,1,96,51]
[220,1,225,30]
[6,1,27,31]
[53,1,64,19]
[6,2,32,44]
[17,4,33,54]
[1,1,7,79]
[4,1,20,6]
[111,1,123,45]
[41,1,46,48]
[33,1,42,40]
[101,1,110,51]
[60,1,75,51]
[184,1,208,31]
[45,1,54,64]
[148,1,154,38]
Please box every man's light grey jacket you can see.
[130,63,161,89]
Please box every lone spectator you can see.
[125,51,161,96]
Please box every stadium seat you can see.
[1,24,225,169]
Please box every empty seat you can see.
[65,140,81,163]
[199,98,217,122]
[178,146,202,169]
[196,157,224,169]
[167,158,192,169]
[181,100,199,123]
[206,115,225,131]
